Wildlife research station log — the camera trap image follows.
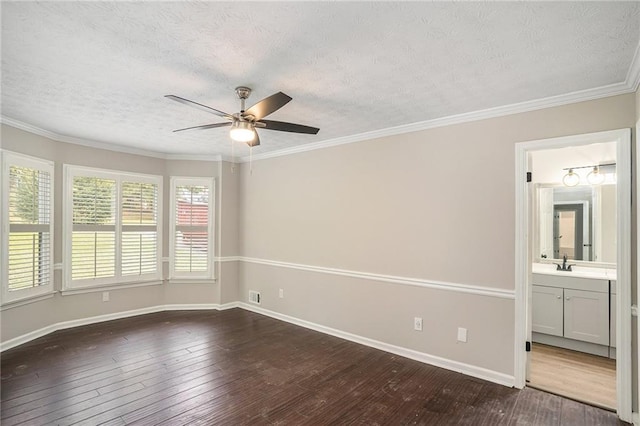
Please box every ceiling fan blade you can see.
[246,132,260,147]
[172,122,232,132]
[165,95,234,120]
[244,92,292,120]
[258,119,320,134]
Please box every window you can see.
[1,151,54,304]
[64,166,162,289]
[170,177,214,280]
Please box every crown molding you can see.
[1,115,169,159]
[0,115,225,162]
[164,153,223,162]
[4,40,640,166]
[239,79,637,163]
[240,41,640,164]
[625,40,640,92]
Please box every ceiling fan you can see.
[165,87,320,147]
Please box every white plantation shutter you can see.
[64,166,162,289]
[8,167,52,288]
[71,176,116,280]
[171,178,213,279]
[2,153,54,303]
[121,182,158,277]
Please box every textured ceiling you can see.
[2,2,639,160]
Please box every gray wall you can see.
[1,91,637,396]
[0,125,231,341]
[237,93,636,378]
[218,161,240,304]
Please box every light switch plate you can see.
[457,327,467,342]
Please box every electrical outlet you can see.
[414,317,423,331]
[457,327,467,343]
[279,288,284,298]
[102,291,110,302]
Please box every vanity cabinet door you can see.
[564,289,609,345]
[532,285,563,337]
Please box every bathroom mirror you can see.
[536,184,616,264]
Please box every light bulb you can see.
[587,166,605,185]
[230,121,255,142]
[562,169,580,187]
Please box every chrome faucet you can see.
[555,254,575,271]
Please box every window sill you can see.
[168,278,217,285]
[1,291,57,311]
[61,280,163,296]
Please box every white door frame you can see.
[636,117,640,426]
[514,128,632,422]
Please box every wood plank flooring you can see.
[529,343,616,410]
[1,309,627,425]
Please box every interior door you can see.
[538,187,554,259]
[553,204,584,260]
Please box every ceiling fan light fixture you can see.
[230,121,255,142]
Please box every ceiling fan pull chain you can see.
[250,146,253,175]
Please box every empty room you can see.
[1,2,639,425]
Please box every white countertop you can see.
[532,263,617,281]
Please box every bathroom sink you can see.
[532,263,616,280]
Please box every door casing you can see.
[514,128,632,422]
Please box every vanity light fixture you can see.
[562,169,580,187]
[586,166,605,185]
[561,163,615,187]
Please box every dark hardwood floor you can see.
[1,309,627,425]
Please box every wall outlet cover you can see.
[414,317,423,331]
[102,291,110,302]
[279,288,284,298]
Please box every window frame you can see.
[169,176,215,281]
[63,165,163,290]
[1,151,55,305]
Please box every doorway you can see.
[553,203,585,261]
[514,129,632,422]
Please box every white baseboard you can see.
[1,304,219,352]
[1,300,514,390]
[1,323,61,353]
[1,305,163,351]
[163,303,222,311]
[218,302,240,310]
[237,302,515,388]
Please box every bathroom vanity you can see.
[531,264,616,358]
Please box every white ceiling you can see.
[2,2,639,161]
